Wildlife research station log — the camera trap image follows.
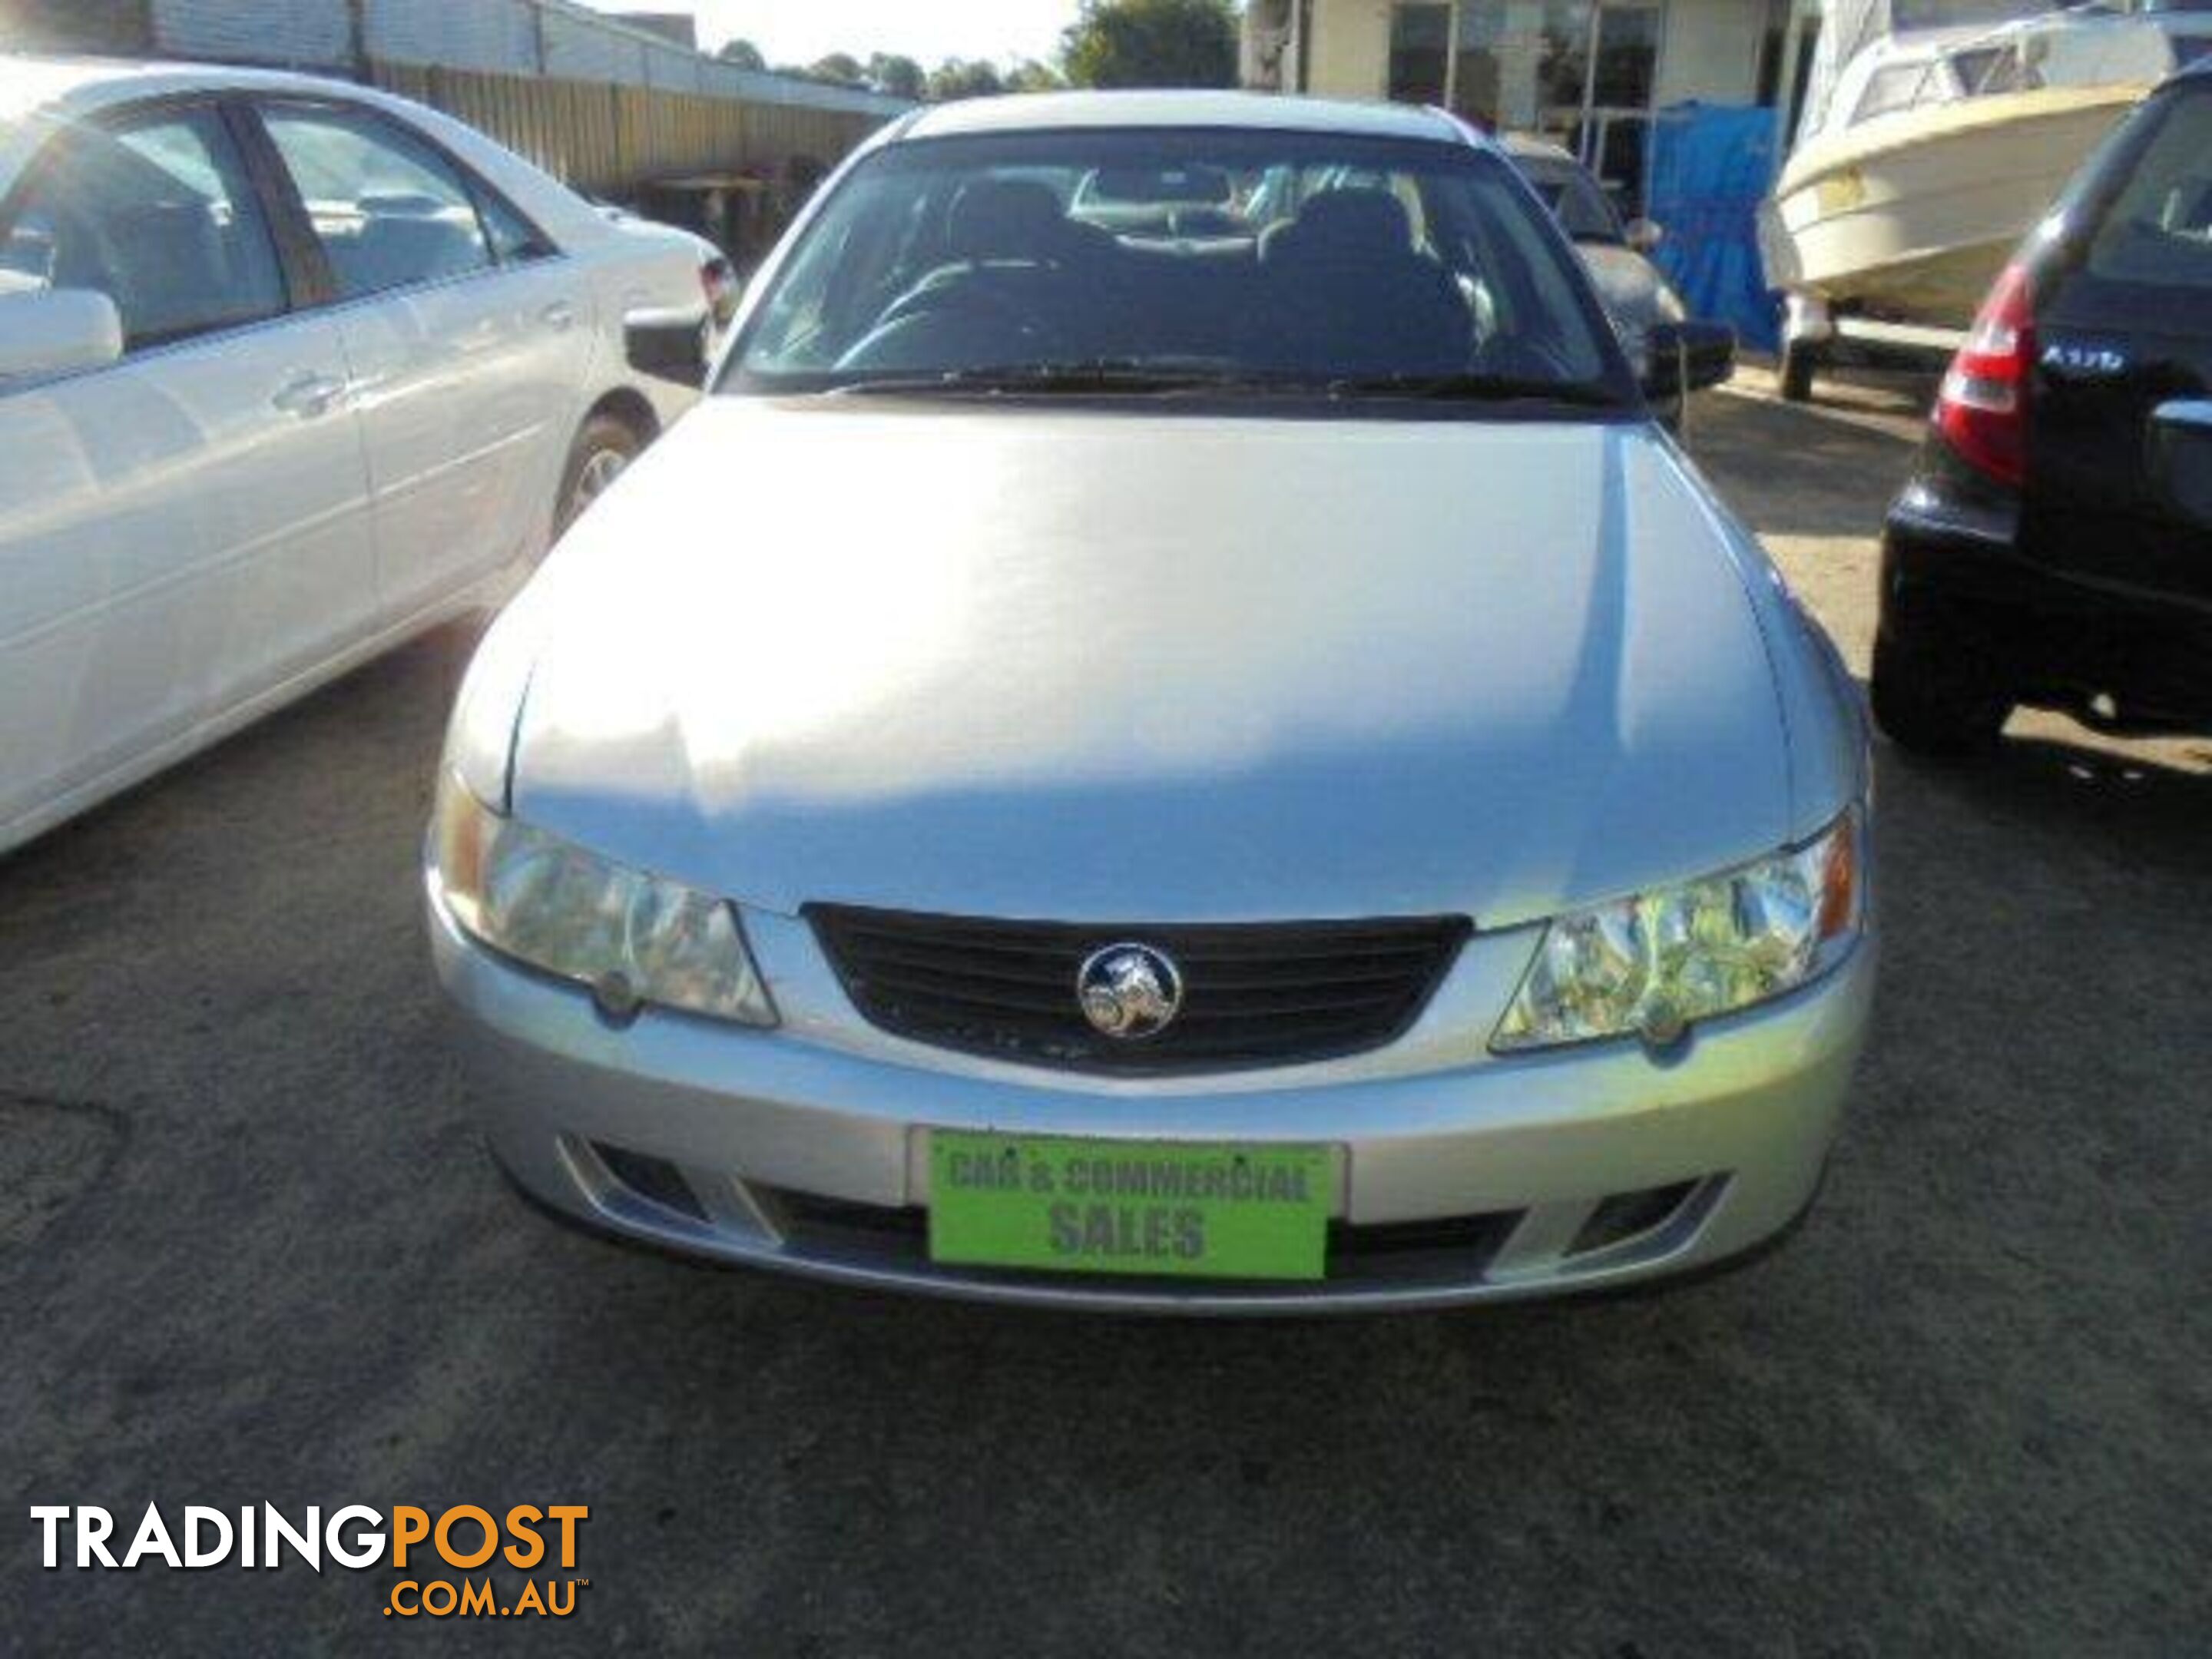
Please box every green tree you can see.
[1061,0,1238,89]
[926,58,1005,101]
[868,53,927,100]
[1005,58,1068,94]
[809,52,868,86]
[715,38,765,70]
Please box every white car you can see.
[0,55,713,854]
[594,202,742,330]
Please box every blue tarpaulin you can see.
[1645,103,1782,353]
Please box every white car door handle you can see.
[272,373,346,419]
[541,301,577,332]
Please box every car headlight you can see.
[1492,810,1863,1053]
[432,774,777,1028]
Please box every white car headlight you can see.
[1492,810,1863,1053]
[432,775,777,1028]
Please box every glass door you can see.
[1544,0,1664,216]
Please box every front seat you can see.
[101,202,240,345]
[1258,189,1472,376]
[943,179,1091,267]
[860,180,1117,363]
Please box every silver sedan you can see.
[427,91,1874,1313]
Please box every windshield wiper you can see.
[1323,372,1623,408]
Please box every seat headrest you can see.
[947,180,1074,263]
[105,203,227,337]
[1276,188,1414,259]
[2172,179,2212,233]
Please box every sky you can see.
[589,1,1085,69]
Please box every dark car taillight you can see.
[1933,263,2035,488]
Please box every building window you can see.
[1589,2,1661,108]
[1389,3,1452,104]
[1437,0,1614,133]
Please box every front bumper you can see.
[430,893,1874,1314]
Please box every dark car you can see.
[1873,61,2212,753]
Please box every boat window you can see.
[1852,61,1955,124]
[1948,46,2041,96]
[1892,0,2059,28]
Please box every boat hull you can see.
[1763,84,2148,325]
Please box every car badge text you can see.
[2040,342,2129,377]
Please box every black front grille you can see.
[807,906,1469,1074]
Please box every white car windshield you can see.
[729,129,1628,407]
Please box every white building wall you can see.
[1308,0,1396,98]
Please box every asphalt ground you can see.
[3,372,2207,1655]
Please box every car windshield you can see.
[1515,158,1624,244]
[728,128,1628,408]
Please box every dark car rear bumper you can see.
[1883,486,2212,732]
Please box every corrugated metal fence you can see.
[366,63,879,196]
[2,0,909,196]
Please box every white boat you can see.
[1760,1,2212,389]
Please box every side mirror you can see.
[0,286,124,381]
[624,303,713,389]
[1624,217,1665,254]
[2151,400,2212,530]
[1641,320,1737,400]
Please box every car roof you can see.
[0,52,393,124]
[1498,133,1579,166]
[898,90,1475,147]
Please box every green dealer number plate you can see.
[928,1131,1335,1282]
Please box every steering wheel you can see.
[873,267,1061,347]
[838,283,1062,373]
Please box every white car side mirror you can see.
[1624,218,1665,255]
[0,286,124,381]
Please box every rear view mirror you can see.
[0,286,123,381]
[2151,401,2212,530]
[1641,320,1736,400]
[1624,217,1665,254]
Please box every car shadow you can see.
[1693,382,1926,541]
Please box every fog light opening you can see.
[1570,1181,1700,1257]
[591,1141,707,1223]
